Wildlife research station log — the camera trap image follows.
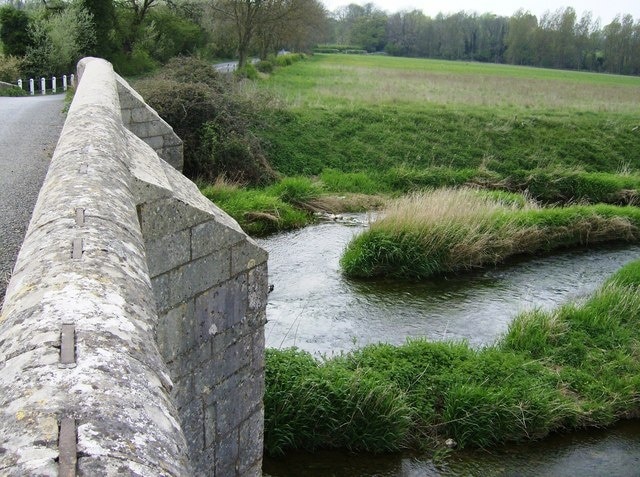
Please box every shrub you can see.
[111,46,157,76]
[256,60,273,73]
[157,56,224,89]
[0,54,22,83]
[0,85,26,96]
[235,63,258,80]
[136,57,277,184]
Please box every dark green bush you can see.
[111,47,157,76]
[145,7,206,63]
[136,56,276,183]
[235,63,258,80]
[0,85,26,96]
[256,60,273,73]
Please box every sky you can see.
[321,0,640,25]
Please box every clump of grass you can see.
[0,85,27,96]
[265,259,640,455]
[201,177,310,235]
[266,176,323,206]
[264,348,412,456]
[341,188,640,279]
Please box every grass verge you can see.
[341,188,640,279]
[264,259,640,455]
[200,176,384,235]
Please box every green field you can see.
[261,54,640,111]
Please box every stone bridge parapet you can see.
[0,57,267,476]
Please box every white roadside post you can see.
[52,76,57,94]
[29,78,34,95]
[63,75,68,91]
[40,77,46,95]
[70,74,75,87]
[17,79,22,90]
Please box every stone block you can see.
[138,198,212,239]
[213,378,242,434]
[131,107,156,124]
[248,262,269,312]
[160,144,184,171]
[156,300,195,363]
[128,121,154,139]
[251,325,265,372]
[231,239,268,277]
[163,133,183,147]
[143,135,165,150]
[195,274,247,338]
[191,219,245,260]
[180,397,204,457]
[120,108,132,125]
[214,429,239,476]
[239,407,264,474]
[145,228,191,277]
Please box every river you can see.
[257,214,640,476]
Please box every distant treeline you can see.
[328,4,640,75]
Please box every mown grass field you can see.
[261,54,640,111]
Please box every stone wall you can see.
[0,57,267,476]
[117,76,184,171]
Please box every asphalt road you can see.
[0,94,65,303]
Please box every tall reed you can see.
[341,188,640,279]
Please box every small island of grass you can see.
[341,188,640,279]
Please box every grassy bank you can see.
[265,259,640,455]
[341,188,640,279]
[200,176,384,235]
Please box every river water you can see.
[258,215,640,476]
[259,214,640,356]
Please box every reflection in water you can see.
[258,215,640,476]
[259,215,640,356]
[263,420,640,477]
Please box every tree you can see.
[0,5,31,56]
[349,3,387,52]
[207,0,327,66]
[602,14,638,75]
[253,0,328,58]
[504,10,537,65]
[115,0,158,52]
[82,0,116,57]
[24,2,95,76]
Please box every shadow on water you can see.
[263,420,640,477]
[258,214,640,476]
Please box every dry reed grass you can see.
[342,188,640,278]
